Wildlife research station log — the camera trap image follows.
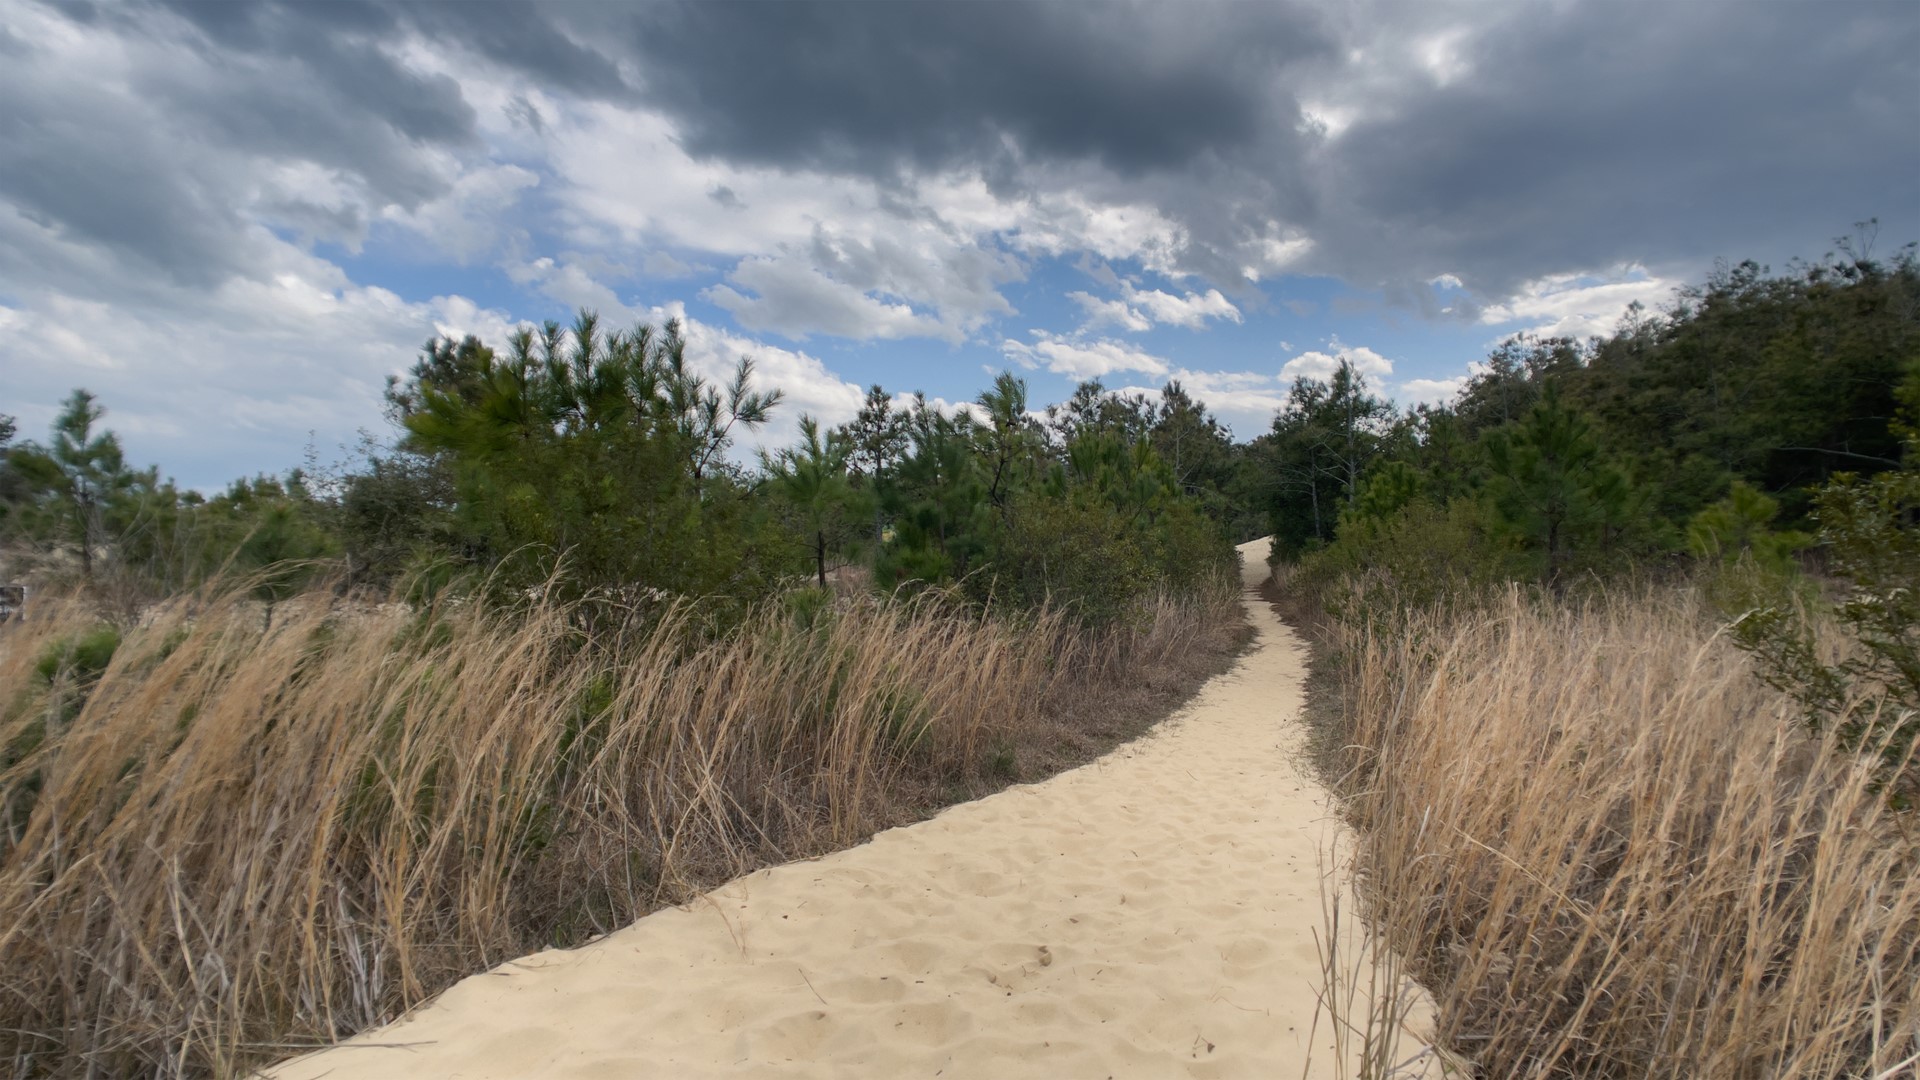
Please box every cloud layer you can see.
[2,0,1913,485]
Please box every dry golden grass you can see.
[0,577,1238,1078]
[1318,585,1920,1078]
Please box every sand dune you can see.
[268,539,1432,1079]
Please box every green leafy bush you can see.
[1732,464,1920,800]
[984,492,1154,628]
[34,625,122,687]
[1732,364,1920,801]
[1294,496,1515,627]
[1687,481,1811,573]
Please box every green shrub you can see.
[980,493,1153,628]
[1293,496,1517,627]
[1732,462,1920,801]
[780,586,835,631]
[1141,499,1237,598]
[1731,363,1920,801]
[34,625,121,687]
[1687,481,1811,574]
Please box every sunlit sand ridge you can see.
[269,538,1431,1079]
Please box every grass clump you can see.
[0,574,1241,1078]
[1309,583,1919,1077]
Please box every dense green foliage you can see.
[1262,231,1920,796]
[0,392,338,601]
[7,233,1914,742]
[380,313,788,604]
[842,373,1238,624]
[2,318,1237,628]
[1729,364,1920,801]
[1260,237,1918,590]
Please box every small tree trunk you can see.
[816,529,827,589]
[1546,515,1564,587]
[75,492,96,580]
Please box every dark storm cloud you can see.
[3,0,658,288]
[574,0,1343,289]
[2,0,487,286]
[8,0,1918,306]
[154,0,399,49]
[0,38,262,287]
[403,1,634,103]
[98,1,480,153]
[603,1,1336,180]
[1314,0,1920,295]
[543,0,1918,296]
[155,0,636,112]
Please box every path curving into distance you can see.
[269,539,1433,1080]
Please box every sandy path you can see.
[270,540,1428,1080]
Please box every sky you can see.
[1,0,1915,491]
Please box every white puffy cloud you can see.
[648,303,868,451]
[1280,342,1395,383]
[641,251,698,278]
[379,163,540,263]
[1295,100,1359,140]
[542,101,1045,342]
[1067,291,1152,333]
[538,102,1040,343]
[1122,284,1242,329]
[1067,280,1241,334]
[1478,267,1674,340]
[1398,376,1468,405]
[1000,332,1171,380]
[4,255,519,491]
[705,256,947,341]
[1243,231,1316,279]
[0,221,865,490]
[1161,368,1282,397]
[1114,367,1289,437]
[509,255,631,315]
[1415,29,1474,87]
[1003,190,1187,275]
[888,392,989,427]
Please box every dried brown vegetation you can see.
[0,578,1241,1078]
[1314,584,1920,1077]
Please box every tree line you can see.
[3,230,1913,643]
[0,319,1249,627]
[1254,232,1918,587]
[1264,228,1918,798]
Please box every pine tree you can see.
[1482,385,1621,585]
[764,416,859,589]
[9,391,141,578]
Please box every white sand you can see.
[269,539,1433,1079]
